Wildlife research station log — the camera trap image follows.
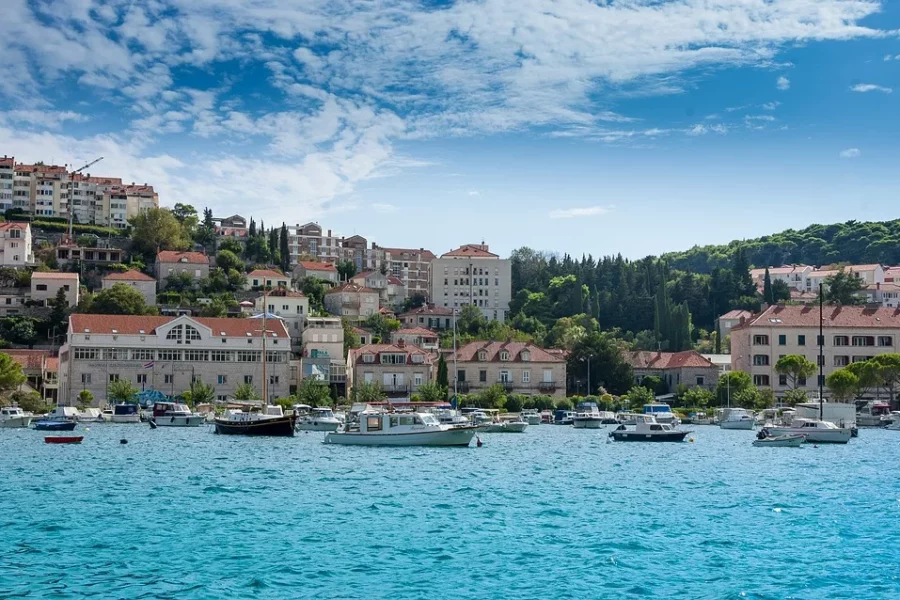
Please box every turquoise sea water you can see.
[2,424,900,599]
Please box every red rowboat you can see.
[44,436,84,444]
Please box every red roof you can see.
[350,343,433,364]
[626,350,715,370]
[387,276,404,285]
[450,341,564,363]
[157,251,208,265]
[394,327,438,338]
[399,304,454,317]
[885,267,900,282]
[247,269,288,280]
[69,314,288,337]
[103,269,155,282]
[720,309,752,320]
[32,272,79,280]
[742,304,900,329]
[296,261,336,272]
[353,270,378,279]
[0,156,13,167]
[45,357,59,371]
[0,222,29,232]
[441,244,498,258]
[259,288,305,298]
[326,282,377,295]
[3,350,50,371]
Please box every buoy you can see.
[149,420,158,430]
[476,436,483,448]
[689,438,694,443]
[120,439,128,444]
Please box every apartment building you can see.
[294,260,338,284]
[324,282,379,318]
[428,243,512,322]
[102,270,157,306]
[0,156,13,211]
[245,269,290,291]
[718,309,752,343]
[300,316,347,385]
[625,350,719,391]
[0,222,33,266]
[59,314,291,406]
[254,288,308,345]
[350,270,407,308]
[390,327,439,351]
[155,251,210,288]
[731,304,900,398]
[448,341,566,397]
[374,246,434,298]
[57,243,125,268]
[347,341,435,398]
[31,272,79,307]
[860,283,900,308]
[750,265,813,292]
[398,304,457,330]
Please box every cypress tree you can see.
[279,224,290,273]
[763,267,774,305]
[437,354,449,389]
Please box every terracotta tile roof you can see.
[394,327,438,337]
[349,343,433,364]
[2,350,50,371]
[885,267,900,282]
[387,276,404,285]
[157,251,208,265]
[744,304,900,329]
[441,244,498,258]
[450,341,564,363]
[69,314,288,337]
[325,282,377,295]
[865,283,900,291]
[378,306,395,315]
[0,156,13,167]
[103,269,155,282]
[625,350,715,370]
[353,270,378,279]
[45,357,59,371]
[399,304,454,317]
[258,288,306,298]
[720,309,752,320]
[32,272,79,280]
[247,269,288,280]
[0,222,29,232]
[296,261,336,272]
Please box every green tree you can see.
[182,380,215,407]
[8,390,44,413]
[733,386,775,410]
[771,279,792,303]
[416,381,446,402]
[0,352,27,397]
[130,208,191,261]
[782,388,809,406]
[107,378,138,403]
[279,224,291,274]
[77,389,94,410]
[437,354,449,389]
[342,318,361,356]
[48,287,69,333]
[568,330,633,395]
[823,269,866,305]
[716,371,752,405]
[199,297,229,318]
[763,267,774,305]
[296,378,332,406]
[774,355,817,390]
[640,375,668,396]
[218,238,243,255]
[402,293,427,312]
[171,203,198,223]
[504,394,524,413]
[86,283,157,315]
[9,319,37,347]
[870,354,900,409]
[826,368,860,402]
[624,385,654,409]
[477,384,507,409]
[352,381,386,403]
[364,313,401,341]
[300,277,327,311]
[215,249,244,273]
[846,360,880,399]
[680,387,714,408]
[165,271,197,293]
[233,382,260,401]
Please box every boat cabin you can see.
[1,406,27,417]
[353,411,442,433]
[114,404,139,417]
[152,402,191,418]
[643,403,674,416]
[47,406,78,420]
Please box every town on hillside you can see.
[1,154,900,419]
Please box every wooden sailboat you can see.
[213,289,297,436]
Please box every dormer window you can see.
[521,350,530,362]
[363,354,375,363]
[500,350,510,361]
[478,350,488,361]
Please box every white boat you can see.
[643,402,679,425]
[719,408,755,430]
[150,402,204,427]
[46,406,79,422]
[521,409,542,426]
[572,401,605,429]
[616,411,642,425]
[857,402,890,427]
[752,433,805,448]
[794,401,857,430]
[554,410,575,425]
[431,408,471,428]
[110,403,141,423]
[764,418,852,444]
[75,407,104,422]
[0,406,33,428]
[100,408,113,422]
[324,411,477,446]
[881,411,900,426]
[296,407,342,432]
[483,420,528,433]
[609,415,692,442]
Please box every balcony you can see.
[538,381,557,392]
[497,380,515,392]
[382,383,411,393]
[454,381,470,393]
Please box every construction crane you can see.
[66,156,104,241]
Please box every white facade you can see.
[255,290,309,345]
[31,272,79,307]
[102,270,157,306]
[0,156,13,212]
[428,244,512,322]
[0,222,33,266]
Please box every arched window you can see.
[185,326,201,341]
[499,350,510,361]
[478,350,488,361]
[166,325,182,340]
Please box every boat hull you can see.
[110,415,141,424]
[484,422,527,433]
[296,420,341,432]
[0,416,32,428]
[720,420,754,430]
[324,427,476,447]
[214,415,296,436]
[33,421,77,431]
[573,418,604,429]
[45,436,84,444]
[764,426,852,444]
[609,430,690,442]
[153,415,205,427]
[753,434,804,448]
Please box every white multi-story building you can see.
[731,303,900,399]
[859,282,900,309]
[255,288,308,345]
[31,272,79,307]
[750,265,813,292]
[59,314,291,406]
[0,222,33,266]
[102,270,157,306]
[428,244,512,322]
[0,155,13,211]
[300,316,347,385]
[293,260,338,284]
[245,269,290,291]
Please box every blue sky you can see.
[1,0,898,259]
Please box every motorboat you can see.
[719,408,755,430]
[100,408,113,422]
[109,403,141,423]
[881,411,900,427]
[45,406,78,422]
[609,415,691,442]
[324,411,477,446]
[75,408,104,423]
[764,418,852,444]
[150,402,204,427]
[752,431,805,448]
[885,418,900,431]
[616,411,642,425]
[540,410,554,424]
[572,402,605,429]
[33,420,77,431]
[857,402,890,427]
[521,409,542,426]
[483,419,528,433]
[45,436,84,444]
[296,407,342,432]
[0,406,33,428]
[430,408,471,428]
[689,412,713,425]
[643,402,679,425]
[214,405,297,436]
[553,409,575,425]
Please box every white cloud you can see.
[467,190,480,196]
[850,83,892,94]
[549,205,614,219]
[371,203,398,213]
[777,76,791,90]
[745,115,776,122]
[840,148,861,158]
[761,101,781,110]
[0,110,86,129]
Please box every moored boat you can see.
[33,420,77,431]
[857,402,890,427]
[150,402,204,427]
[764,418,852,444]
[45,406,78,422]
[609,415,691,442]
[752,429,805,447]
[45,436,84,444]
[572,401,605,429]
[110,403,141,423]
[325,411,476,446]
[643,402,679,425]
[214,405,297,436]
[483,420,528,433]
[75,408,104,423]
[0,406,33,428]
[553,409,575,425]
[719,408,755,430]
[296,407,342,432]
[521,409,542,425]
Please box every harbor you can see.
[2,422,899,598]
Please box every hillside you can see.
[662,219,900,274]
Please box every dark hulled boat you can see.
[213,407,297,436]
[34,420,78,431]
[609,416,691,442]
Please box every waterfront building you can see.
[428,243,511,322]
[300,316,346,386]
[625,350,719,391]
[324,282,379,318]
[102,270,157,306]
[0,222,33,267]
[730,303,900,399]
[59,314,291,405]
[447,341,566,397]
[31,272,79,307]
[155,251,210,289]
[347,341,435,398]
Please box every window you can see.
[158,350,181,361]
[752,355,769,366]
[817,355,824,366]
[131,349,154,361]
[521,350,530,362]
[211,351,231,362]
[36,284,47,291]
[74,348,98,360]
[218,375,227,385]
[878,336,893,347]
[164,374,174,384]
[478,350,488,361]
[414,373,423,386]
[185,326,201,341]
[522,370,530,383]
[81,373,91,384]
[366,416,382,431]
[244,375,253,384]
[109,374,119,382]
[852,336,874,347]
[184,350,208,362]
[362,354,375,363]
[137,374,147,384]
[779,374,788,386]
[833,335,849,346]
[753,335,769,345]
[778,334,786,345]
[499,370,511,383]
[753,374,770,386]
[269,375,279,385]
[217,395,227,402]
[832,355,849,367]
[696,376,704,386]
[797,335,806,346]
[237,351,260,362]
[852,356,870,363]
[499,350,510,361]
[479,370,487,383]
[104,349,128,360]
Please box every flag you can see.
[143,361,154,369]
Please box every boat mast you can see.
[262,288,268,409]
[453,308,458,402]
[818,283,824,421]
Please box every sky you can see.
[0,0,898,259]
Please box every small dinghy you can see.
[752,431,804,448]
[45,436,84,444]
[33,420,77,431]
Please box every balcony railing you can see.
[454,381,470,393]
[538,381,557,392]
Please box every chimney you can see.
[396,338,406,348]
